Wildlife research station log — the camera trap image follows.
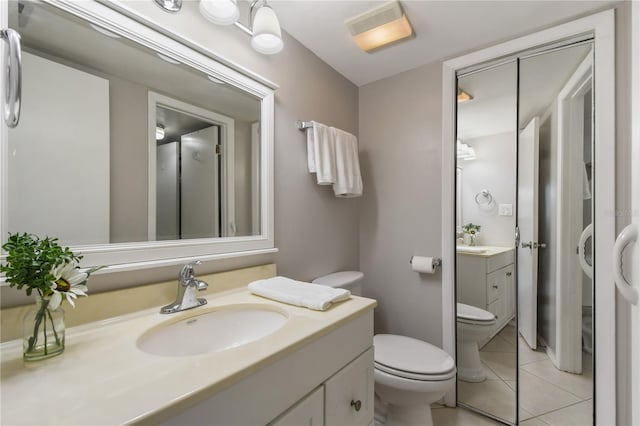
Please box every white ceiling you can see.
[271,0,613,87]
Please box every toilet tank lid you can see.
[311,271,364,288]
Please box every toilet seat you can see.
[374,334,456,382]
[456,303,496,325]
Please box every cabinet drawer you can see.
[270,386,324,426]
[487,250,514,273]
[325,348,374,426]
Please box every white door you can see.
[518,117,540,349]
[181,126,220,239]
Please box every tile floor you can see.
[453,324,593,425]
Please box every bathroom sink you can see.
[137,305,288,357]
[456,246,488,254]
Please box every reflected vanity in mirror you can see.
[2,0,275,269]
[455,42,595,425]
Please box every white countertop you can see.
[0,289,376,425]
[456,245,515,257]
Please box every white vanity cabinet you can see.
[270,387,324,426]
[159,309,375,426]
[457,247,515,342]
[270,348,374,426]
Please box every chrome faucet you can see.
[160,260,208,314]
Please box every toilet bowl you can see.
[373,334,456,426]
[312,272,455,426]
[456,303,496,382]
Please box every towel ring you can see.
[474,189,493,206]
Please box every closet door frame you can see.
[440,9,615,425]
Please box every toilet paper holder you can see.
[409,256,442,268]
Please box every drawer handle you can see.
[506,272,512,277]
[350,399,362,412]
[492,285,498,289]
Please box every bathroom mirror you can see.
[454,41,595,425]
[1,0,275,268]
[517,42,594,425]
[455,61,518,425]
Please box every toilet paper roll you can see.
[411,256,436,274]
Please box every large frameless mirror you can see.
[454,41,595,425]
[517,42,594,425]
[2,0,274,268]
[455,61,518,424]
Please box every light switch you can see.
[499,204,513,216]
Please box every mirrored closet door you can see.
[454,41,594,425]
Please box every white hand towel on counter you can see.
[248,276,351,311]
[331,127,363,197]
[307,121,336,185]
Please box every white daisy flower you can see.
[49,261,89,310]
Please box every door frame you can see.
[555,54,593,373]
[440,10,616,424]
[147,91,235,241]
[630,3,640,425]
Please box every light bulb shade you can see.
[199,0,240,26]
[251,6,283,55]
[156,126,165,140]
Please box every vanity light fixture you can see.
[457,88,474,103]
[457,140,476,161]
[199,0,240,25]
[346,1,414,53]
[156,125,165,140]
[154,0,182,13]
[198,0,283,55]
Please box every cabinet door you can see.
[324,348,374,426]
[270,386,324,426]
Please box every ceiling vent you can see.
[345,1,414,53]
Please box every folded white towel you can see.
[307,121,336,185]
[331,127,363,198]
[248,276,351,311]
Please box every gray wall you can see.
[460,132,516,247]
[359,63,443,345]
[109,76,149,243]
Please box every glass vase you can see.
[22,296,65,361]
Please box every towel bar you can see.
[296,120,313,130]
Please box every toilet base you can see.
[374,402,434,426]
[457,340,486,382]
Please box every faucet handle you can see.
[179,260,202,283]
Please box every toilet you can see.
[312,271,456,426]
[456,303,496,382]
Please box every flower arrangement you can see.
[463,223,481,235]
[1,233,102,360]
[462,223,481,246]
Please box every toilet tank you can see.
[312,271,364,296]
